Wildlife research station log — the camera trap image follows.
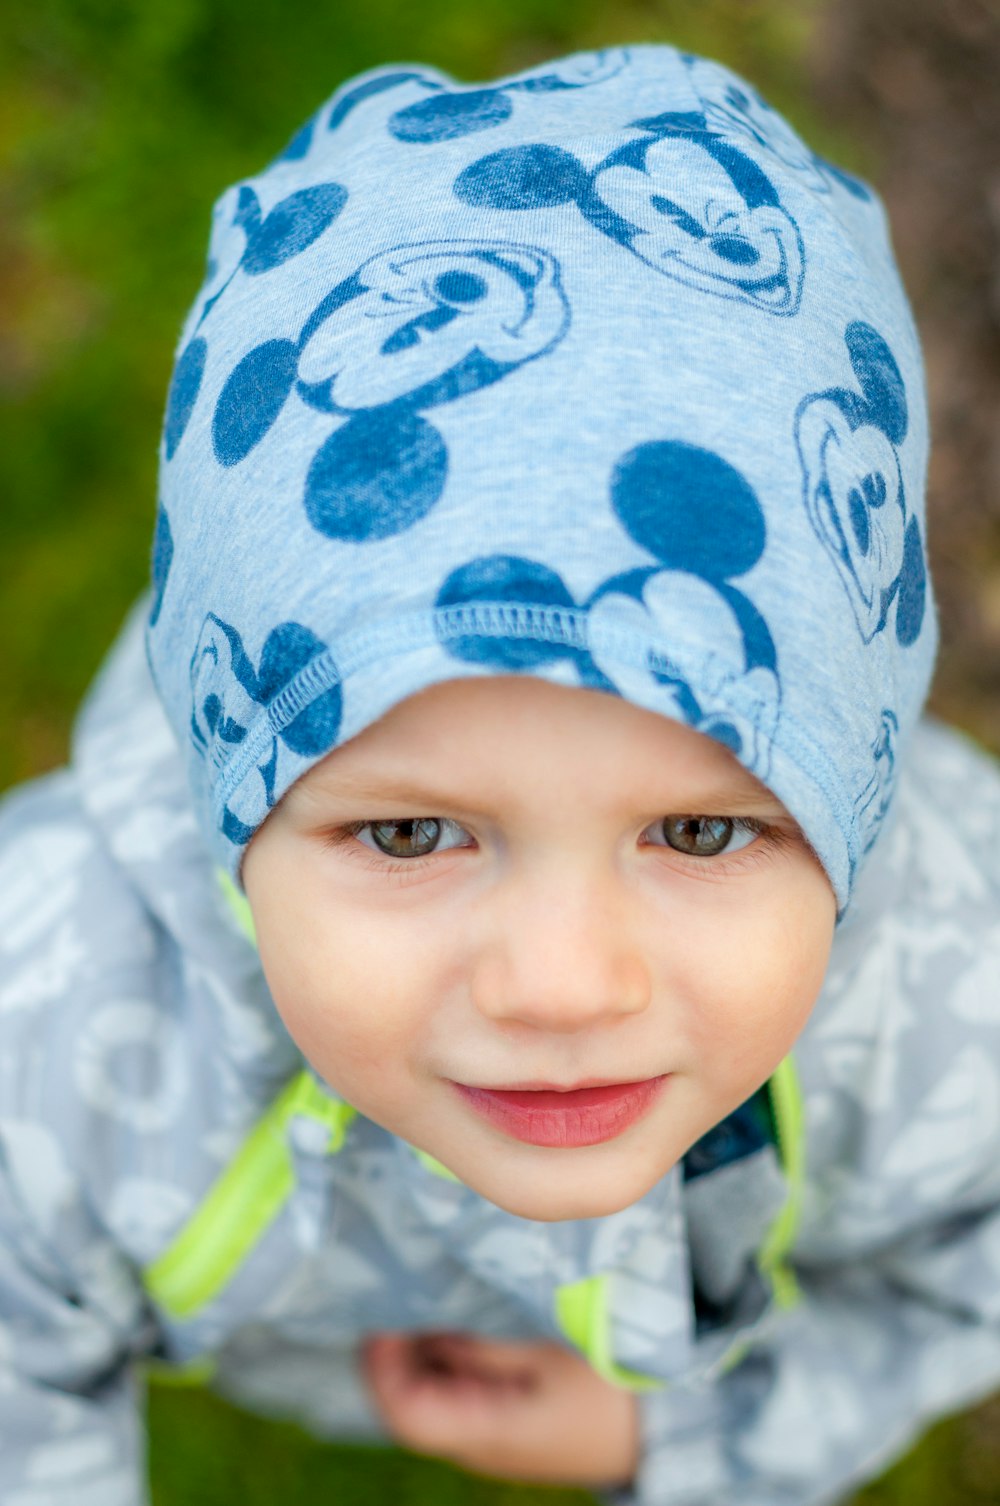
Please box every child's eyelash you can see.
[320,815,793,879]
[654,819,794,881]
[320,820,463,878]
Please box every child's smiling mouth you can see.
[450,1076,670,1148]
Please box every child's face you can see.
[243,677,836,1221]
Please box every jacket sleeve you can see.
[601,1211,1000,1506]
[0,771,157,1506]
[0,1131,152,1506]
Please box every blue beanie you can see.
[147,43,936,909]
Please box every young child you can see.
[3,41,1000,1506]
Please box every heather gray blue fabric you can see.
[148,44,936,909]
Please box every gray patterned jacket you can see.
[2,605,1000,1506]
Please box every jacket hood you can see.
[146,43,936,908]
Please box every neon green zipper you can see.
[554,1275,665,1392]
[146,1070,355,1321]
[758,1054,805,1310]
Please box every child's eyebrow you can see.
[294,770,791,818]
[300,774,469,807]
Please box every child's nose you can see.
[470,867,651,1031]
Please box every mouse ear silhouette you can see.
[240,184,348,275]
[304,408,448,541]
[435,553,577,668]
[149,505,173,627]
[212,340,299,467]
[895,517,926,647]
[275,113,317,163]
[454,145,589,210]
[389,88,513,142]
[611,441,766,582]
[845,322,908,445]
[256,622,343,755]
[164,337,207,459]
[815,156,872,200]
[327,70,428,133]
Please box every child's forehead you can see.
[290,675,787,814]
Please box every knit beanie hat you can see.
[147,43,936,909]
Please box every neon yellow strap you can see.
[411,1147,463,1183]
[146,1070,355,1321]
[554,1276,664,1392]
[758,1054,805,1309]
[216,868,257,945]
[215,870,462,1185]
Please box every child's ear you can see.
[845,320,908,445]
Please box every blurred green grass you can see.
[146,1376,1000,1506]
[4,1,999,1500]
[148,1385,596,1505]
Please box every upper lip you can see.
[458,1077,657,1093]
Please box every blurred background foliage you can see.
[2,0,1000,1501]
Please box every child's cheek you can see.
[248,871,431,1110]
[677,864,835,1091]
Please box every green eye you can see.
[658,816,756,857]
[368,818,444,858]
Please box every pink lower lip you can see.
[452,1077,668,1148]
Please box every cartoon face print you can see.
[162,180,348,462]
[681,55,872,202]
[589,571,781,777]
[854,708,899,855]
[795,321,926,647]
[190,615,342,845]
[586,440,781,774]
[594,124,804,312]
[434,441,780,776]
[296,242,569,412]
[385,49,629,143]
[453,114,804,315]
[207,239,569,545]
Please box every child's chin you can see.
[474,1162,665,1223]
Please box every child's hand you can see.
[360,1329,639,1489]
